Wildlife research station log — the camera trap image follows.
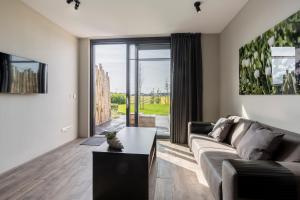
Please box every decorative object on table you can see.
[105,131,124,150]
[239,10,300,95]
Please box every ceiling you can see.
[21,0,248,38]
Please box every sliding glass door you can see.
[129,44,171,137]
[91,38,171,138]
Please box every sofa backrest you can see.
[259,122,300,162]
[227,116,300,162]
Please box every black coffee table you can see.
[93,127,157,200]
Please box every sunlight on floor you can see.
[157,140,209,187]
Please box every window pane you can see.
[129,59,136,126]
[138,49,171,59]
[94,44,126,93]
[93,44,127,133]
[129,44,136,59]
[138,59,170,134]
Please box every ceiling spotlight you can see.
[74,0,80,10]
[66,0,80,10]
[194,1,201,13]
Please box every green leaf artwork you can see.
[239,10,300,95]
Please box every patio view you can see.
[93,43,171,137]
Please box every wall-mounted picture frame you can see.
[239,10,300,95]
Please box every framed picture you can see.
[239,10,300,95]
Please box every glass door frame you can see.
[90,37,170,136]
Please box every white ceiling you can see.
[21,0,248,38]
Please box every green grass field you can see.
[118,104,170,116]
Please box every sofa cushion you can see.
[260,123,300,162]
[208,118,234,142]
[226,117,253,148]
[191,134,239,200]
[275,133,300,162]
[200,151,240,200]
[191,134,238,164]
[213,118,229,130]
[237,123,284,160]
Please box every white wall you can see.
[0,0,78,174]
[202,34,220,122]
[220,0,300,132]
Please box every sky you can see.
[94,44,170,94]
[271,47,297,84]
[272,58,295,84]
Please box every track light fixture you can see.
[74,1,80,10]
[66,0,80,10]
[194,1,201,13]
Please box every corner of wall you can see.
[201,34,221,122]
[78,38,91,138]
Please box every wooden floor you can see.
[0,139,213,200]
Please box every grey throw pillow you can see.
[208,118,234,142]
[237,123,284,160]
[229,118,253,148]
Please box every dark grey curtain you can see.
[170,33,203,144]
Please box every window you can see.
[90,38,171,138]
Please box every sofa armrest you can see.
[188,122,214,148]
[222,159,299,200]
[188,121,214,135]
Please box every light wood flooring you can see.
[0,139,213,200]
